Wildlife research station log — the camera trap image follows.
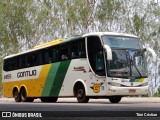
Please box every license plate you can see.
[129,89,136,93]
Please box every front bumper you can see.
[107,86,148,96]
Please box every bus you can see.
[2,32,156,103]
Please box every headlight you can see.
[108,82,121,87]
[141,82,148,86]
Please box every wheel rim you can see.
[77,89,84,99]
[113,97,116,100]
[14,91,19,100]
[21,89,27,101]
[14,92,18,99]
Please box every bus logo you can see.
[91,83,103,93]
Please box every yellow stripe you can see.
[35,64,51,96]
[2,64,51,97]
[33,39,63,49]
[139,78,145,82]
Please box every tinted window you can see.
[87,36,105,76]
[70,39,86,58]
[3,38,86,71]
[102,36,142,49]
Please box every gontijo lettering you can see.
[17,70,36,78]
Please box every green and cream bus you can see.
[2,32,156,103]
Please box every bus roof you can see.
[83,32,138,38]
[4,32,138,59]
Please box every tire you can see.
[20,88,34,102]
[109,96,122,103]
[13,88,21,102]
[41,97,58,103]
[75,85,89,103]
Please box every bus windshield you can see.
[107,49,147,78]
[102,35,142,49]
[102,35,147,78]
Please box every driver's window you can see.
[95,50,105,76]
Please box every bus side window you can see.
[52,49,57,62]
[87,36,102,74]
[70,41,78,58]
[48,47,59,63]
[13,57,18,70]
[42,49,49,64]
[95,50,105,76]
[70,38,86,59]
[61,44,69,60]
[26,54,32,67]
[8,59,13,71]
[3,59,8,71]
[38,51,43,65]
[79,39,86,58]
[19,55,26,69]
[51,47,60,62]
[32,53,38,66]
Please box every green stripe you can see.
[129,79,139,82]
[42,60,71,97]
[49,60,71,96]
[42,62,60,96]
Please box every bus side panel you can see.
[58,59,107,97]
[2,59,107,98]
[41,60,71,97]
[58,59,89,96]
[2,64,51,98]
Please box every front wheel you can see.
[109,96,122,103]
[75,85,89,103]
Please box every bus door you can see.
[87,36,106,77]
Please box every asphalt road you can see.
[0,97,160,120]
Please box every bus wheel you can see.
[20,87,34,102]
[75,85,89,103]
[109,96,122,103]
[13,88,21,102]
[20,88,28,102]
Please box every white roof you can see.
[83,32,138,38]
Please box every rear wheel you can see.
[109,96,122,103]
[13,88,21,102]
[75,85,89,103]
[41,97,58,103]
[20,87,34,102]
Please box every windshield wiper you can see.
[132,63,142,78]
[127,50,143,78]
